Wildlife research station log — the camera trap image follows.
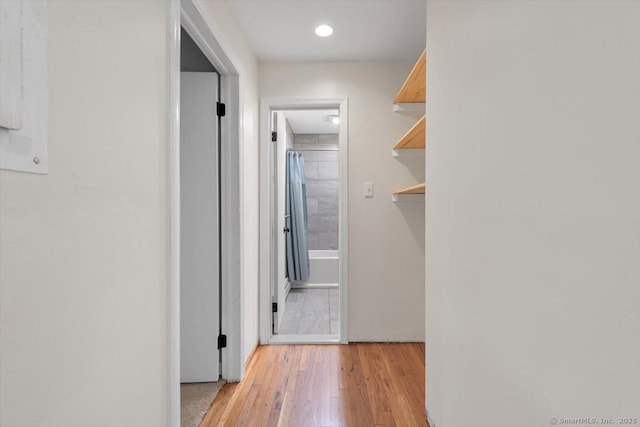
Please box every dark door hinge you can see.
[272,302,278,313]
[217,102,226,117]
[271,131,277,142]
[217,334,227,349]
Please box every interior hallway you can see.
[200,343,428,427]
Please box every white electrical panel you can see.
[0,0,48,174]
[0,0,23,130]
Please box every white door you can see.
[180,72,220,382]
[273,112,288,333]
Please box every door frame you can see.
[259,97,349,345]
[272,111,288,335]
[168,1,243,425]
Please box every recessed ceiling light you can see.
[329,115,340,125]
[315,24,334,37]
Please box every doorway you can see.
[180,28,220,383]
[168,2,244,426]
[259,98,349,345]
[179,27,223,427]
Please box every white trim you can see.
[259,100,270,344]
[338,101,349,344]
[168,1,244,425]
[269,334,341,345]
[219,74,242,382]
[180,0,240,76]
[166,2,180,427]
[291,283,339,289]
[259,97,349,345]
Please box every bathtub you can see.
[292,249,339,287]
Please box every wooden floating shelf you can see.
[392,183,425,202]
[391,48,426,203]
[393,115,425,150]
[392,148,425,158]
[393,49,426,104]
[393,182,425,195]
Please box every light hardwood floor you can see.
[200,343,429,427]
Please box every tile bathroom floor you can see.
[278,288,339,335]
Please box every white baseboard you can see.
[269,334,340,344]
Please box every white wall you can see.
[195,0,260,369]
[260,62,426,341]
[0,1,168,425]
[285,118,295,150]
[426,1,640,426]
[0,1,262,423]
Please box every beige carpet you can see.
[181,381,224,427]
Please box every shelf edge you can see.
[392,103,425,116]
[392,193,425,202]
[392,148,425,158]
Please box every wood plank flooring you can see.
[200,343,428,427]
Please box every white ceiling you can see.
[231,0,426,62]
[283,109,339,134]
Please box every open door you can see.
[272,112,288,333]
[180,72,220,382]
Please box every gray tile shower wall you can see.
[296,133,339,250]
